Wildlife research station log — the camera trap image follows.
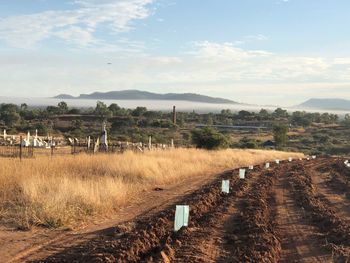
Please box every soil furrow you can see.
[288,162,350,260]
[170,168,262,262]
[223,167,281,262]
[275,163,332,262]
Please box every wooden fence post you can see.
[19,136,22,161]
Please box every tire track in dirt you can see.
[222,165,282,262]
[275,163,332,262]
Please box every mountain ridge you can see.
[297,98,350,110]
[54,90,239,104]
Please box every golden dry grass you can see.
[0,148,302,229]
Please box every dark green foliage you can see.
[0,104,20,126]
[238,137,257,149]
[273,124,288,147]
[273,108,289,118]
[108,103,121,116]
[111,117,136,131]
[191,127,230,150]
[57,101,68,114]
[1,101,348,156]
[34,123,50,135]
[131,107,147,117]
[94,101,112,120]
[68,108,81,115]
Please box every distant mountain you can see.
[54,90,239,104]
[298,98,350,111]
[55,94,75,99]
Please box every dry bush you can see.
[0,148,302,229]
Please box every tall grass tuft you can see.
[0,148,302,229]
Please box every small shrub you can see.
[191,127,230,150]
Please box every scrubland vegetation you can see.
[1,102,349,156]
[0,148,302,229]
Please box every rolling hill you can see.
[298,98,350,111]
[54,90,239,104]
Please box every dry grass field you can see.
[0,149,302,229]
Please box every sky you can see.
[0,0,350,106]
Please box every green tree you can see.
[0,104,21,126]
[273,108,289,118]
[94,101,112,120]
[273,124,288,147]
[46,106,59,115]
[131,107,147,117]
[57,101,68,114]
[20,103,28,111]
[191,127,230,150]
[34,123,49,135]
[344,114,350,127]
[237,110,252,120]
[259,109,269,119]
[291,111,311,127]
[108,103,121,116]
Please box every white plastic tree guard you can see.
[239,169,246,179]
[288,157,293,162]
[265,163,270,169]
[275,159,280,164]
[222,180,230,193]
[174,205,190,232]
[312,155,316,159]
[249,165,254,170]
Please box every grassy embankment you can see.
[0,148,302,229]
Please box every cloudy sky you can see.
[0,0,350,106]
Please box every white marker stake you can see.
[239,169,246,179]
[222,180,230,193]
[312,155,316,159]
[265,163,270,169]
[288,157,293,162]
[249,165,254,170]
[174,205,189,232]
[275,159,280,165]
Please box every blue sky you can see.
[0,0,350,105]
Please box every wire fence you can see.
[0,141,172,160]
[0,145,34,159]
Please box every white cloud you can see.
[1,40,350,105]
[0,0,155,49]
[183,41,342,83]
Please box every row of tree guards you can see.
[174,156,317,231]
